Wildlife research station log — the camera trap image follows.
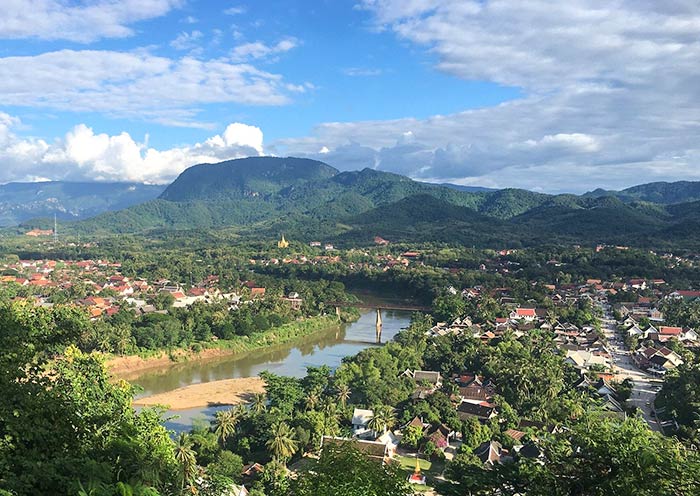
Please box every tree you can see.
[214,408,240,447]
[367,405,396,436]
[207,450,243,481]
[336,384,351,409]
[0,304,178,495]
[401,424,423,449]
[266,422,298,464]
[251,393,267,414]
[290,443,413,496]
[174,433,198,492]
[444,414,700,496]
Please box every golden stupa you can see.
[277,235,289,249]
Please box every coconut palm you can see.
[214,408,240,446]
[174,433,198,491]
[321,396,340,435]
[367,405,396,436]
[336,384,351,409]
[304,392,320,412]
[266,421,298,463]
[251,393,267,414]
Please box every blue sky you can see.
[1,1,699,192]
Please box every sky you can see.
[1,0,699,193]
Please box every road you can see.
[598,303,662,432]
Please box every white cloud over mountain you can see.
[0,115,263,184]
[1,0,699,191]
[275,0,700,191]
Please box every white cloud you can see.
[231,38,299,62]
[0,49,301,125]
[0,115,265,184]
[342,67,383,77]
[271,0,700,192]
[223,6,246,16]
[0,0,182,42]
[170,30,203,50]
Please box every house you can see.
[510,308,537,321]
[404,369,442,387]
[659,326,683,338]
[375,430,399,457]
[282,293,303,310]
[474,440,510,466]
[670,290,700,300]
[351,408,374,436]
[424,424,455,449]
[633,346,684,374]
[681,328,699,342]
[457,401,498,421]
[241,463,264,481]
[564,350,610,370]
[250,287,266,298]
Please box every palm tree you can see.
[321,396,339,435]
[266,421,298,463]
[174,433,198,491]
[367,405,396,436]
[336,384,351,409]
[214,408,240,446]
[304,392,320,412]
[251,393,267,414]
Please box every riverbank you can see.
[133,376,266,410]
[107,314,344,380]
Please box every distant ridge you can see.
[0,181,164,227]
[425,182,496,193]
[584,180,700,204]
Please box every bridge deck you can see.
[327,302,431,312]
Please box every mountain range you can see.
[8,157,700,249]
[0,181,165,227]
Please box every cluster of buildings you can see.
[0,258,241,319]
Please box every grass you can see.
[395,454,445,492]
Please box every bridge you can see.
[325,302,432,312]
[326,301,432,341]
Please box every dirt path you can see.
[132,376,266,410]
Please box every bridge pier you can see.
[376,308,382,343]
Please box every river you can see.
[129,307,413,432]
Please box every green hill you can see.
[160,156,338,202]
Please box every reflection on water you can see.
[131,309,412,398]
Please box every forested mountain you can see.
[0,181,165,227]
[41,157,700,248]
[585,180,700,204]
[160,156,338,201]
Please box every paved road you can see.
[599,303,662,432]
